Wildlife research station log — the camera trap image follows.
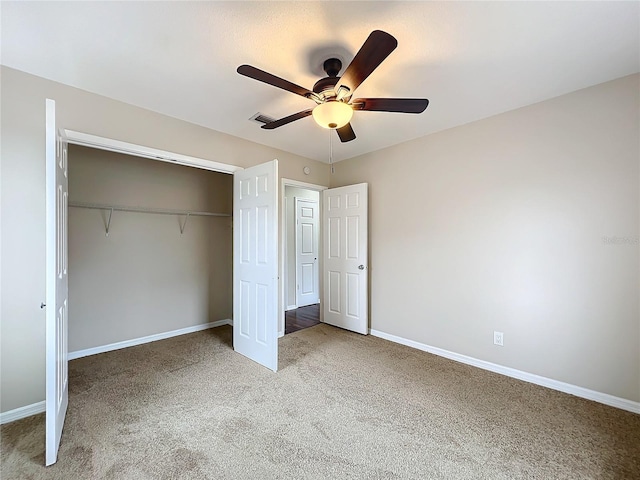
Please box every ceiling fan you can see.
[237,30,429,143]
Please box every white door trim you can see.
[279,179,328,337]
[64,130,242,174]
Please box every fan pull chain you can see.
[329,130,335,174]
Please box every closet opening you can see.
[67,145,234,361]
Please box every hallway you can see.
[284,304,320,334]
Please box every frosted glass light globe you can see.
[312,101,353,129]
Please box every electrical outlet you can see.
[493,331,504,346]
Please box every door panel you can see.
[322,183,368,334]
[347,273,359,317]
[328,217,340,257]
[301,264,314,293]
[233,160,278,371]
[328,271,340,313]
[46,99,69,466]
[295,198,319,307]
[347,216,359,258]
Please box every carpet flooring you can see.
[1,324,639,479]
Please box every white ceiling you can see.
[2,1,639,163]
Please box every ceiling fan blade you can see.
[261,109,314,130]
[237,65,315,99]
[352,98,429,114]
[335,30,398,95]
[336,123,356,143]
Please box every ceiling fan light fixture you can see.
[312,101,353,129]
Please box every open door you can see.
[295,198,319,307]
[45,99,69,466]
[322,183,368,334]
[233,160,279,371]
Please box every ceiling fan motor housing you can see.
[313,77,339,95]
[312,58,343,97]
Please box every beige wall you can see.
[0,66,329,413]
[284,186,320,309]
[68,146,232,351]
[2,63,637,413]
[331,74,640,402]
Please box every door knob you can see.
[358,265,365,270]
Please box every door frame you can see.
[64,130,242,175]
[279,179,328,337]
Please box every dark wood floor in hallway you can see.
[285,304,320,334]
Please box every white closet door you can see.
[322,183,368,334]
[233,160,278,371]
[45,99,69,466]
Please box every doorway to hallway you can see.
[285,304,320,334]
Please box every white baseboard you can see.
[69,319,233,360]
[369,329,640,415]
[1,401,45,425]
[286,305,298,311]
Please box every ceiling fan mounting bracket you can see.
[323,58,342,77]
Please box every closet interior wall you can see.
[68,145,232,352]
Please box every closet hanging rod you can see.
[68,201,231,218]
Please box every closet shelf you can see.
[69,201,231,217]
[69,201,231,236]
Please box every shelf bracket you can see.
[105,208,114,236]
[179,213,190,235]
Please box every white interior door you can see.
[295,198,319,307]
[45,99,69,466]
[233,160,278,371]
[322,183,368,334]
